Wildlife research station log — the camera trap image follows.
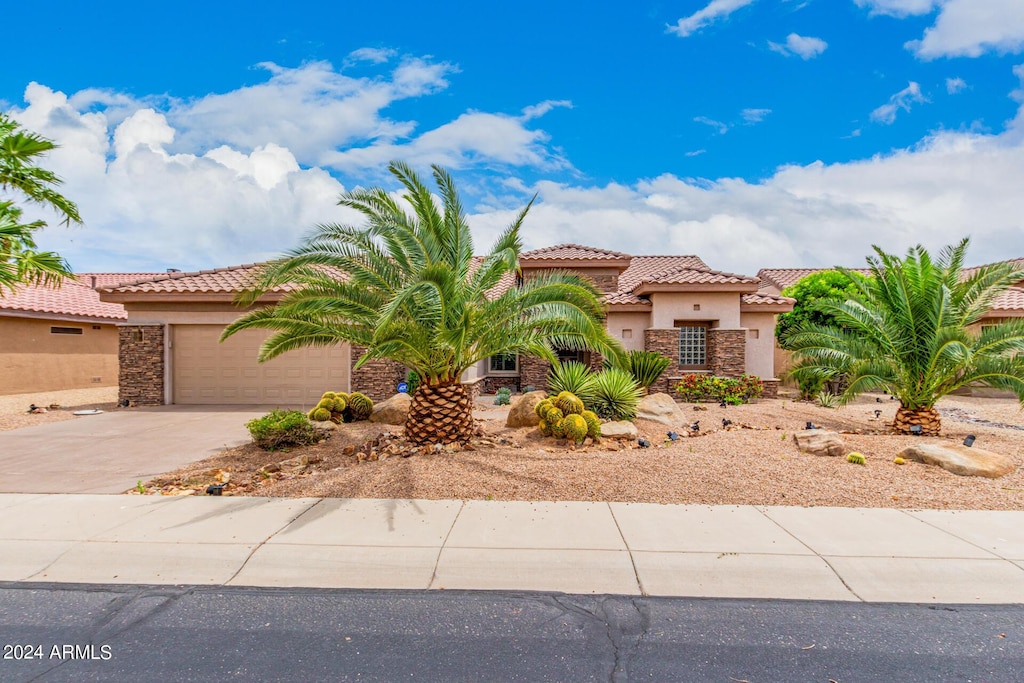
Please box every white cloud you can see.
[946,77,968,94]
[668,0,758,37]
[694,116,730,134]
[870,82,928,124]
[521,100,573,121]
[768,33,829,59]
[741,108,772,124]
[907,0,1024,59]
[686,149,707,157]
[854,0,936,17]
[346,47,397,64]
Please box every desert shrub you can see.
[547,361,597,403]
[405,370,420,395]
[817,390,839,408]
[618,350,671,390]
[589,368,642,421]
[494,387,512,405]
[346,392,374,421]
[246,410,320,450]
[675,373,763,404]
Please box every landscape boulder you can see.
[369,393,412,425]
[793,429,847,457]
[636,392,686,426]
[898,443,1016,478]
[506,390,547,428]
[601,421,639,440]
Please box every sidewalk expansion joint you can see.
[428,500,465,589]
[897,509,1013,563]
[754,506,866,602]
[223,498,324,586]
[607,502,646,596]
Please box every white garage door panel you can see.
[172,325,348,405]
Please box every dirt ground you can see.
[136,391,1024,510]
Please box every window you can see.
[677,325,707,368]
[50,326,83,335]
[489,353,518,373]
[556,348,585,365]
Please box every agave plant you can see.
[547,360,597,403]
[589,367,643,421]
[619,349,671,393]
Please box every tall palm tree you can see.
[786,239,1024,435]
[0,113,79,293]
[224,161,624,445]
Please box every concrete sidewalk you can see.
[1,494,1022,603]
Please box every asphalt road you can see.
[1,583,1021,682]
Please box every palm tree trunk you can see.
[893,405,941,436]
[405,381,475,445]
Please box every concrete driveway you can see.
[0,406,271,494]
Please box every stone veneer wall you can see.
[761,379,779,399]
[119,325,165,406]
[350,345,409,402]
[518,355,550,392]
[483,376,520,393]
[644,328,680,395]
[707,329,745,378]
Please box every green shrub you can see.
[405,370,420,395]
[817,390,839,408]
[675,373,763,404]
[619,350,671,390]
[589,368,642,421]
[547,361,597,403]
[494,387,512,405]
[246,410,320,450]
[346,392,374,421]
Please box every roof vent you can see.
[90,275,97,288]
[166,268,181,273]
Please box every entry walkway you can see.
[1,495,1022,603]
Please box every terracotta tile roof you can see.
[755,268,872,292]
[617,255,709,292]
[0,273,162,321]
[521,243,632,262]
[990,287,1024,311]
[603,291,650,306]
[741,292,797,306]
[642,266,758,286]
[102,264,296,294]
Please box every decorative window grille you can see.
[678,326,706,367]
[489,354,518,372]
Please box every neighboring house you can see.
[0,273,162,395]
[98,244,795,407]
[758,261,1024,381]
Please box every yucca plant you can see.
[589,367,643,421]
[547,360,597,403]
[224,161,625,445]
[618,349,671,393]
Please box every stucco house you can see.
[0,274,161,395]
[98,244,794,406]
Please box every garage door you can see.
[172,325,348,405]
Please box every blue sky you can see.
[3,0,1024,275]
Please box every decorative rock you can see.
[312,420,338,431]
[369,393,412,425]
[601,421,639,440]
[506,390,548,428]
[636,392,686,426]
[898,443,1016,478]
[793,430,847,457]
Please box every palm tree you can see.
[786,239,1024,435]
[224,161,624,445]
[0,113,79,293]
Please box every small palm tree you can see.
[786,239,1024,435]
[224,161,624,445]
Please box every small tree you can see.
[777,270,868,398]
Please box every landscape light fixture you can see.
[963,435,976,447]
[667,431,679,441]
[719,400,727,408]
[637,438,650,448]
[874,410,882,418]
[206,484,225,496]
[806,421,816,430]
[690,422,700,432]
[876,397,883,403]
[722,418,732,427]
[910,425,923,436]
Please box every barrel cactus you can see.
[311,407,332,422]
[581,410,601,440]
[534,398,553,419]
[562,414,588,444]
[554,391,584,416]
[551,416,567,439]
[538,419,553,437]
[347,392,373,421]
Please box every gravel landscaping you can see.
[139,391,1024,510]
[0,387,118,432]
